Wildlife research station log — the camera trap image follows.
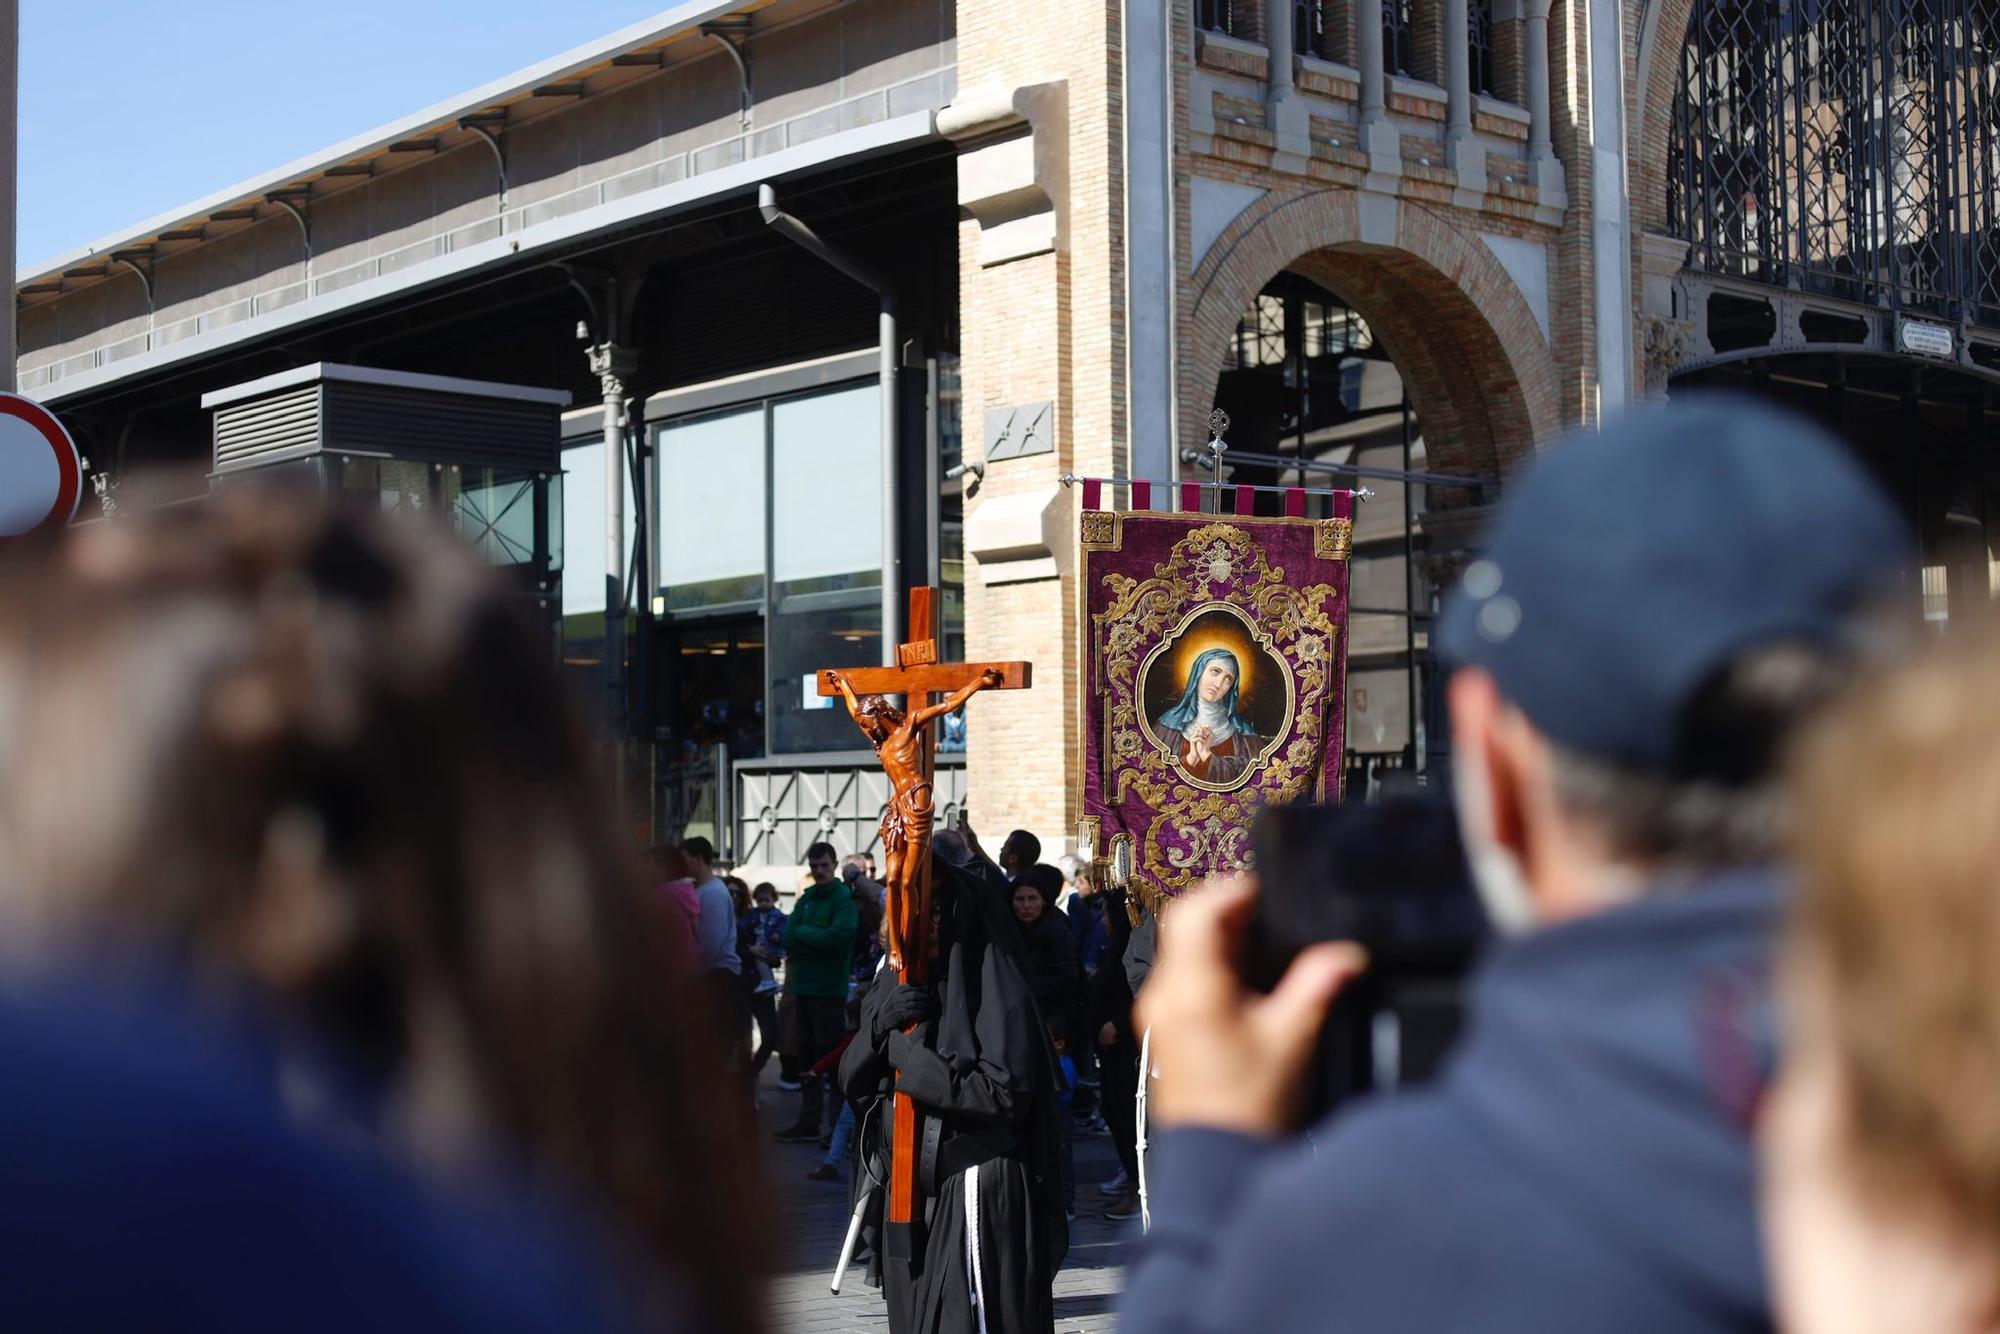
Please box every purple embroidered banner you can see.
[1076,506,1353,917]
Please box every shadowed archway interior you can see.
[1204,270,1442,779]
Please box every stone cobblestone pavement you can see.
[757,1065,1131,1334]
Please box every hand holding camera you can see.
[1144,796,1485,1135]
[1136,876,1367,1136]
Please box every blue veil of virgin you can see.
[1157,646,1256,735]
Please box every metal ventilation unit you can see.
[202,362,572,607]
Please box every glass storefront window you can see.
[561,438,638,618]
[672,618,766,761]
[766,600,884,754]
[446,466,540,568]
[659,408,766,610]
[767,383,886,753]
[650,375,958,757]
[772,384,883,594]
[559,437,635,713]
[329,458,558,587]
[332,457,434,514]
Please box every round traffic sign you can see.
[0,394,81,537]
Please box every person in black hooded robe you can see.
[838,837,1069,1334]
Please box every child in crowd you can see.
[747,883,787,1073]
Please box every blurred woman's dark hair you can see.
[0,485,762,1332]
[724,876,752,915]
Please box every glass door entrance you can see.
[653,616,764,851]
[664,617,767,762]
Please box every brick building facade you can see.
[950,0,1622,852]
[18,0,1988,872]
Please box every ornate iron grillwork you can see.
[1236,293,1288,368]
[1384,0,1415,75]
[1469,0,1496,96]
[1198,0,1239,34]
[1670,0,2000,328]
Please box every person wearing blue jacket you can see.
[1123,401,1911,1334]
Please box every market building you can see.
[18,0,1991,874]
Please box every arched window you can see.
[1668,0,2000,327]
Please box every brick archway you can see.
[1184,189,1560,484]
[1630,0,1692,238]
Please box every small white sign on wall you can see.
[1898,319,1955,359]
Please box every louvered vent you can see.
[322,384,558,468]
[212,384,321,476]
[204,364,568,482]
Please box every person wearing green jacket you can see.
[775,842,860,1141]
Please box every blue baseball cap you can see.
[1435,398,1912,770]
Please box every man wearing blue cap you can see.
[1120,400,1910,1333]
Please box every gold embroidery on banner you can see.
[1075,816,1110,893]
[1315,517,1354,561]
[1080,510,1122,551]
[1089,519,1344,912]
[1106,704,1132,803]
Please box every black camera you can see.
[1247,794,1488,1124]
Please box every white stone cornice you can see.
[941,81,1070,267]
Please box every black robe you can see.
[838,854,1069,1334]
[1020,908,1081,1050]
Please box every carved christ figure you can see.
[830,667,1004,968]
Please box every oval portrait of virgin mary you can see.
[1140,607,1292,788]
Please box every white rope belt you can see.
[964,1162,989,1334]
[1137,1025,1153,1232]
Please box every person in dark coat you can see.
[1013,865,1080,1050]
[1087,886,1142,1217]
[1012,863,1080,1215]
[839,842,1069,1334]
[1122,402,1912,1333]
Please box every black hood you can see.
[931,854,1065,1094]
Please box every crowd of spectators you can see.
[19,398,2000,1334]
[737,818,1143,1231]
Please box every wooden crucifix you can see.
[817,585,1032,1246]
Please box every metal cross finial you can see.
[1206,408,1231,468]
[1203,409,1231,513]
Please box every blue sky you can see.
[19,0,671,271]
